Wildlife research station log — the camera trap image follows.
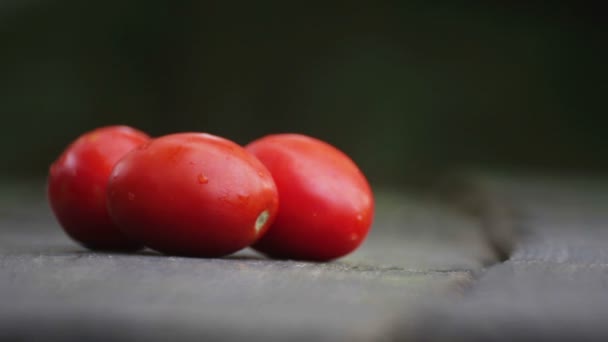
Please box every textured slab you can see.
[0,183,494,341]
[403,174,608,341]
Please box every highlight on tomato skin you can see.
[245,133,374,261]
[106,132,279,258]
[47,125,150,251]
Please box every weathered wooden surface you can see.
[5,175,608,341]
[403,174,608,341]
[0,183,495,341]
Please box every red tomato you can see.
[106,133,279,257]
[47,125,150,250]
[245,134,374,261]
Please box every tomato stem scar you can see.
[254,210,270,233]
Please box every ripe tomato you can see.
[245,134,374,261]
[106,133,279,257]
[47,125,150,250]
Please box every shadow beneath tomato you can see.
[66,248,270,261]
[68,248,162,257]
[66,248,348,264]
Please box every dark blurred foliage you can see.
[1,1,606,186]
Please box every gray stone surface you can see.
[0,183,495,341]
[404,174,608,341]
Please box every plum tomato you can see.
[245,134,374,261]
[47,125,150,250]
[106,132,279,257]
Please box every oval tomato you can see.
[106,132,279,257]
[245,134,374,261]
[47,125,150,250]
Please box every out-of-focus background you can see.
[2,2,606,186]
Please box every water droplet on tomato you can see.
[197,174,209,184]
[356,214,363,221]
[128,192,135,201]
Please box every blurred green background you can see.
[1,2,606,186]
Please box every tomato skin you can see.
[106,133,279,257]
[47,126,150,250]
[245,134,374,261]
